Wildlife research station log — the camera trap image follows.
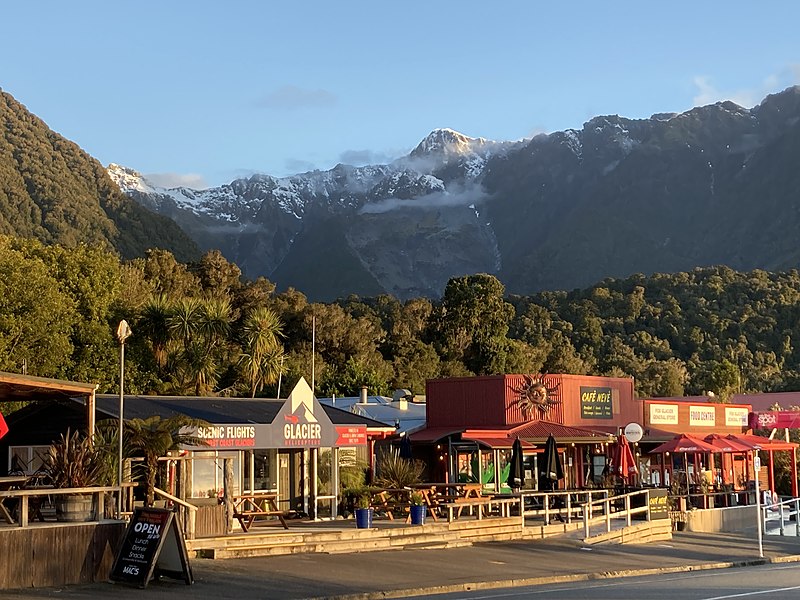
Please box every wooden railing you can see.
[0,483,138,528]
[153,486,198,539]
[579,489,652,537]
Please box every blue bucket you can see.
[355,508,373,529]
[410,505,426,525]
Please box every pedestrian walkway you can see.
[4,531,800,600]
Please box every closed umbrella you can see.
[399,434,413,459]
[613,435,638,482]
[509,437,525,490]
[538,434,564,491]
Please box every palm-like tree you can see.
[137,295,172,369]
[124,415,207,506]
[238,307,284,397]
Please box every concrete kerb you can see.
[309,554,800,600]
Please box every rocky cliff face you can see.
[110,87,800,300]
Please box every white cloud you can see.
[145,172,208,190]
[284,158,317,174]
[339,148,399,166]
[692,67,800,109]
[256,85,338,110]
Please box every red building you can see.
[411,374,636,490]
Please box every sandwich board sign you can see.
[110,507,193,588]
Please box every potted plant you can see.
[43,429,111,522]
[354,490,373,529]
[409,492,426,525]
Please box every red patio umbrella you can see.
[650,434,718,455]
[611,435,638,481]
[649,434,718,503]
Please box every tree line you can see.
[1,234,800,407]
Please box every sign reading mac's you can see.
[580,386,613,419]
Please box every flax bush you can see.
[374,447,424,488]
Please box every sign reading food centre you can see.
[689,405,716,427]
[649,403,678,425]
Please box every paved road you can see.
[4,532,800,600]
[414,562,800,600]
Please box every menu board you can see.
[110,507,193,588]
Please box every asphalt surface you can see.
[5,531,800,600]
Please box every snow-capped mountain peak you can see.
[107,163,157,194]
[409,128,490,158]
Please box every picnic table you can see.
[0,476,28,524]
[370,488,438,522]
[231,491,288,531]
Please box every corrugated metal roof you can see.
[91,394,389,428]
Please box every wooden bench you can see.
[232,493,288,531]
[441,497,520,521]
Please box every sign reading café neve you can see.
[580,386,613,419]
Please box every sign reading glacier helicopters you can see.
[186,378,367,449]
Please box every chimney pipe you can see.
[360,386,368,404]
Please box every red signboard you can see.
[0,411,7,440]
[335,426,367,446]
[750,411,800,430]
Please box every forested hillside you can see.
[0,234,796,405]
[0,90,199,262]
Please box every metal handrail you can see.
[762,496,800,537]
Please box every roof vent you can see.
[392,388,412,402]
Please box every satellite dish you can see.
[624,422,644,443]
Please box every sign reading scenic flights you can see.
[689,405,716,427]
[580,386,613,419]
[649,403,678,425]
[183,378,367,449]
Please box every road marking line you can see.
[701,586,800,600]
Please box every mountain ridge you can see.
[102,85,800,300]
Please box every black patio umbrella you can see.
[509,437,525,490]
[538,434,564,491]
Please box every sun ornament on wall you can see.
[512,374,561,418]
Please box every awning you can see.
[460,436,538,451]
[727,433,798,451]
[508,420,615,444]
[408,427,464,443]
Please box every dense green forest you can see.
[0,234,799,406]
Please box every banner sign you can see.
[648,488,670,520]
[750,410,800,430]
[580,386,613,419]
[649,403,679,425]
[689,405,716,427]
[725,407,749,427]
[0,411,7,440]
[184,379,368,449]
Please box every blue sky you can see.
[2,1,798,189]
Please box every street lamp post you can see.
[116,320,132,517]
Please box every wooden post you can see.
[224,458,234,533]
